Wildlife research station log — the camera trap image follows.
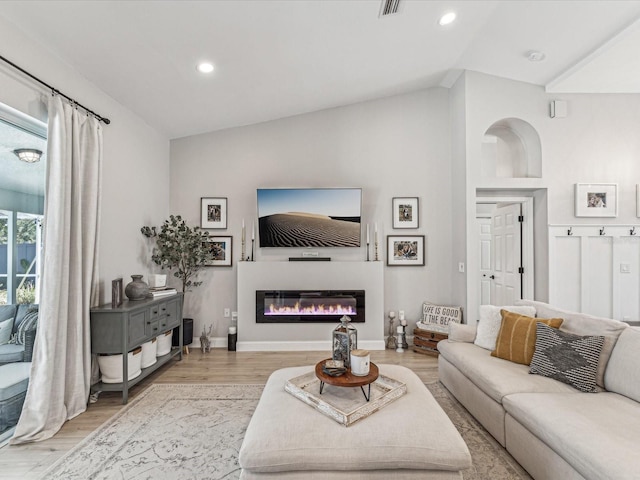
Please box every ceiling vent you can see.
[379,0,401,17]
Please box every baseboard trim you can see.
[237,340,385,352]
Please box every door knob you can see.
[490,275,495,279]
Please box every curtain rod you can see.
[0,53,111,125]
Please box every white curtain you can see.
[11,95,102,444]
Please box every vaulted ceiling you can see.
[1,0,640,140]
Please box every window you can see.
[0,103,46,305]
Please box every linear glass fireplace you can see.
[256,290,365,323]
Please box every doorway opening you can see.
[471,196,535,317]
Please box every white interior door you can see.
[491,203,522,305]
[478,217,492,305]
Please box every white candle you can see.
[229,326,237,334]
[399,311,405,321]
[242,219,245,242]
[375,222,377,233]
[366,224,370,244]
[252,222,255,240]
[400,319,407,326]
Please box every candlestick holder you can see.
[396,332,404,353]
[366,241,370,261]
[251,239,255,261]
[374,237,379,261]
[401,325,408,349]
[385,313,398,349]
[241,237,246,262]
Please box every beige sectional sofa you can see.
[437,300,640,480]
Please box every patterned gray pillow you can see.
[16,309,38,345]
[529,323,604,393]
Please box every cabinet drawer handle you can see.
[147,321,151,325]
[430,333,435,339]
[153,327,158,331]
[161,323,166,327]
[162,308,166,312]
[167,313,171,317]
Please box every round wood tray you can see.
[315,358,379,387]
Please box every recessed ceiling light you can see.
[197,62,215,74]
[438,12,456,26]
[526,50,546,62]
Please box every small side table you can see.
[315,359,379,401]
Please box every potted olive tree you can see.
[141,214,213,294]
[141,215,214,349]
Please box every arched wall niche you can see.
[481,118,541,178]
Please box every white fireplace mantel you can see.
[237,261,384,351]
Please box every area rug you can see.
[427,382,532,480]
[41,382,531,480]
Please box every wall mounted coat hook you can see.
[631,227,637,236]
[567,227,573,236]
[600,227,606,236]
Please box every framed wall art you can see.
[392,197,419,229]
[387,235,425,266]
[111,278,123,308]
[574,184,618,217]
[201,197,228,229]
[203,236,233,267]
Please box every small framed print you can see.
[203,236,232,267]
[201,197,228,229]
[574,184,618,217]
[387,235,425,266]
[392,197,419,229]
[111,278,123,308]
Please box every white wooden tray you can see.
[285,371,406,426]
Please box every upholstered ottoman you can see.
[0,362,31,432]
[239,364,471,479]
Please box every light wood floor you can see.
[0,348,438,479]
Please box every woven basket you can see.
[141,338,157,368]
[156,330,173,356]
[98,347,142,383]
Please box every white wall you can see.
[460,71,640,318]
[0,16,170,304]
[170,89,453,338]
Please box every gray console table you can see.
[90,293,183,404]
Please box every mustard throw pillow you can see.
[491,310,563,365]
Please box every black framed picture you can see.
[386,235,425,266]
[203,236,232,266]
[392,197,419,229]
[201,197,228,229]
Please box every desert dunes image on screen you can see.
[257,188,361,247]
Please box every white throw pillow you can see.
[0,317,13,345]
[473,305,537,350]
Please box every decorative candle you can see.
[366,224,370,244]
[399,311,405,321]
[242,219,246,242]
[400,318,407,326]
[229,326,237,334]
[350,349,370,376]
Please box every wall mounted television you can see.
[257,188,362,248]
